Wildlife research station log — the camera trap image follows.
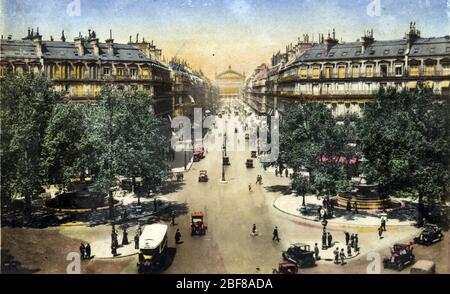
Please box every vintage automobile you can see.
[414,224,443,246]
[410,260,436,274]
[193,148,205,162]
[282,243,316,268]
[198,170,209,182]
[383,243,415,271]
[246,159,254,168]
[137,224,168,273]
[223,156,230,166]
[251,151,257,158]
[175,172,184,182]
[272,262,299,274]
[191,212,207,236]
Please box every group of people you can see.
[79,243,91,260]
[321,231,334,249]
[111,226,130,256]
[274,168,289,178]
[344,231,360,256]
[333,247,347,265]
[250,224,280,242]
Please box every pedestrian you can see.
[350,233,355,248]
[111,242,117,256]
[340,249,346,265]
[345,231,350,245]
[134,232,140,250]
[248,184,252,192]
[123,209,128,221]
[347,243,352,257]
[85,243,91,259]
[275,169,278,177]
[327,232,333,248]
[272,226,280,242]
[333,247,339,264]
[137,225,142,236]
[381,217,386,231]
[285,169,289,178]
[354,234,359,251]
[346,200,351,212]
[122,228,129,245]
[259,175,263,184]
[256,175,259,184]
[79,243,86,260]
[378,226,383,239]
[279,168,283,177]
[314,243,320,260]
[171,211,176,226]
[154,197,157,211]
[175,229,182,244]
[252,224,257,236]
[322,231,327,249]
[353,201,358,214]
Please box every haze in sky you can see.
[1,0,449,78]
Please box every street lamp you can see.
[321,219,328,233]
[222,146,226,182]
[181,134,187,171]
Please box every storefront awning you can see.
[406,81,417,89]
[441,81,450,88]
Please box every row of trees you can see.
[280,88,449,217]
[1,75,170,220]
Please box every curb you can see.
[272,198,415,228]
[94,252,139,260]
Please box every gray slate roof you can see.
[0,39,168,69]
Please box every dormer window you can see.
[429,47,435,53]
[341,52,348,56]
[328,52,335,57]
[103,67,111,76]
[383,49,390,55]
[398,49,404,54]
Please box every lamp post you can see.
[181,134,187,171]
[222,146,226,182]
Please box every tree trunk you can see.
[24,193,32,223]
[108,190,114,220]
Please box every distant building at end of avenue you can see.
[216,65,246,99]
[242,23,450,118]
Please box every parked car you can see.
[272,262,299,274]
[198,170,209,182]
[383,243,415,271]
[246,159,254,168]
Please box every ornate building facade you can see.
[0,29,172,116]
[216,66,245,99]
[243,23,450,118]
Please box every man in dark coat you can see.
[122,228,129,245]
[340,249,346,265]
[79,243,85,260]
[322,231,327,249]
[175,229,182,244]
[353,201,358,214]
[171,211,176,226]
[345,231,350,245]
[354,234,359,251]
[134,233,140,250]
[378,226,383,239]
[85,243,91,259]
[346,200,351,212]
[347,244,352,257]
[327,232,333,247]
[272,226,280,242]
[314,243,320,260]
[350,233,355,248]
[333,247,339,264]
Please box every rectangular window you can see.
[425,65,435,76]
[365,65,373,77]
[442,64,450,75]
[299,68,308,79]
[130,68,138,77]
[395,65,403,77]
[312,67,320,79]
[410,65,420,76]
[380,64,388,77]
[337,66,346,78]
[103,67,111,76]
[117,68,124,76]
[352,65,359,78]
[324,67,331,79]
[142,68,150,78]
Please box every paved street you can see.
[1,105,448,274]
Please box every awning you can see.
[441,81,450,88]
[188,95,195,104]
[406,81,417,89]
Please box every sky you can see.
[1,0,449,79]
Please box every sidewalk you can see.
[273,194,416,227]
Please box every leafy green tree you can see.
[279,103,351,196]
[358,88,449,225]
[42,103,96,189]
[0,74,61,220]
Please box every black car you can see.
[282,243,316,268]
[414,224,444,246]
[383,243,415,271]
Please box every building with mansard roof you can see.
[0,29,172,116]
[242,23,450,118]
[215,66,245,99]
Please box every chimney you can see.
[361,29,374,54]
[325,29,338,55]
[32,28,43,57]
[89,37,100,56]
[74,36,85,56]
[106,29,114,55]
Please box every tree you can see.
[42,103,96,189]
[0,74,62,220]
[279,103,350,196]
[358,88,449,225]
